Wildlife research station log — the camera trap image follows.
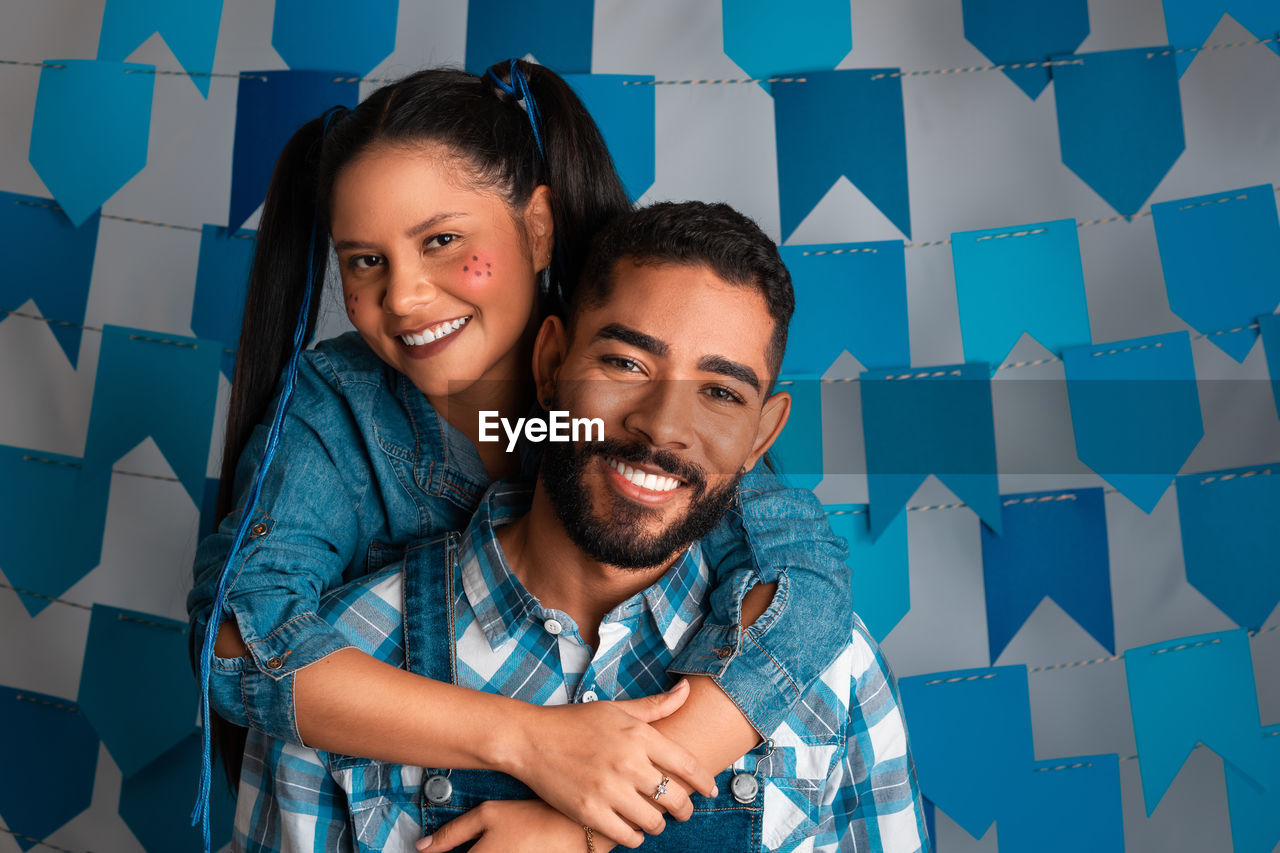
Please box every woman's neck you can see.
[428,376,534,482]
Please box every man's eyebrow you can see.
[592,323,669,356]
[698,355,761,394]
[333,212,467,252]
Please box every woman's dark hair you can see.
[210,61,630,787]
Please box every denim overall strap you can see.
[401,535,764,850]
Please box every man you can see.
[235,202,927,852]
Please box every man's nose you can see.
[382,261,439,317]
[622,380,694,450]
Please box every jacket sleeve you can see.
[668,462,852,735]
[187,350,371,744]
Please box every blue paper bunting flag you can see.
[97,0,223,97]
[79,325,221,505]
[1152,184,1280,362]
[774,70,911,241]
[860,363,1001,538]
[826,504,910,642]
[998,755,1125,853]
[229,70,358,231]
[77,605,197,778]
[1052,46,1186,216]
[464,0,593,75]
[1261,313,1280,421]
[981,488,1114,663]
[961,0,1090,98]
[272,0,397,75]
[0,686,99,850]
[1063,332,1203,512]
[0,446,110,617]
[0,191,100,367]
[29,59,155,227]
[952,218,1091,373]
[1162,1,1280,77]
[770,374,823,492]
[119,732,237,853]
[1225,726,1280,853]
[565,75,656,202]
[1125,629,1269,814]
[191,224,254,379]
[898,666,1036,839]
[779,241,910,376]
[1175,463,1280,629]
[722,0,852,93]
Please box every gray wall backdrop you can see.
[0,1,1277,851]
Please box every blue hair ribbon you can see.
[487,58,547,164]
[190,104,346,852]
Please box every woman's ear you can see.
[743,391,791,472]
[525,184,555,272]
[531,314,568,409]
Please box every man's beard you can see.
[540,436,743,569]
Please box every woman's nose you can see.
[382,262,439,316]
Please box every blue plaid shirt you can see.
[234,482,927,852]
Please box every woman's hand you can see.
[500,678,713,847]
[419,799,618,852]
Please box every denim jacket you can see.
[187,332,851,744]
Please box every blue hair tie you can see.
[190,103,345,853]
[487,59,547,164]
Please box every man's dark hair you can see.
[572,201,794,382]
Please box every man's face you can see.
[536,260,789,569]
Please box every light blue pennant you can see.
[952,218,1091,373]
[779,241,909,376]
[898,666,1036,839]
[860,363,1001,538]
[825,505,909,642]
[997,754,1124,853]
[79,325,221,505]
[722,0,852,93]
[273,0,397,75]
[961,0,1090,98]
[0,446,110,617]
[464,0,593,75]
[1162,1,1280,77]
[97,0,223,97]
[1152,184,1280,363]
[229,70,358,231]
[1262,313,1280,420]
[1225,726,1280,853]
[0,191,99,367]
[981,488,1112,663]
[119,733,237,853]
[1063,331,1203,512]
[1175,463,1280,630]
[769,374,823,492]
[191,224,255,379]
[773,69,910,241]
[1124,629,1269,814]
[1052,46,1185,216]
[29,59,155,227]
[77,605,197,778]
[565,75,655,202]
[0,686,98,850]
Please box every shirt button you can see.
[265,656,283,670]
[544,619,563,635]
[581,689,598,702]
[250,522,268,537]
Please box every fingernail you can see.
[415,837,433,851]
[712,785,719,797]
[670,678,689,692]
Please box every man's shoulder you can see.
[317,563,408,667]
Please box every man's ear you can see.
[531,314,568,409]
[524,184,555,271]
[743,391,790,472]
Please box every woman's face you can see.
[329,142,552,400]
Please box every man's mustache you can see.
[583,438,708,493]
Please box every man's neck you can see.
[496,488,679,648]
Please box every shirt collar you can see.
[458,481,712,653]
